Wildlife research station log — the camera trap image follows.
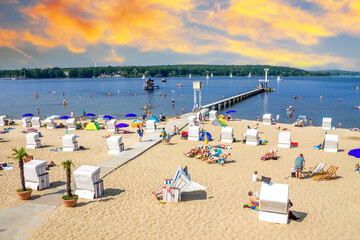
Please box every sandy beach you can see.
[2,116,360,239]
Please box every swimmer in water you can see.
[90,92,92,98]
[128,91,131,94]
[172,99,175,104]
[107,92,111,96]
[338,98,342,102]
[144,104,148,110]
[135,93,137,96]
[320,96,322,100]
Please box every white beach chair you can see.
[62,134,79,152]
[22,118,32,127]
[324,134,338,153]
[263,114,271,125]
[221,127,234,143]
[24,160,50,190]
[0,115,8,126]
[31,117,41,128]
[188,115,199,127]
[188,126,200,141]
[74,165,104,200]
[278,132,291,149]
[245,129,260,146]
[209,110,218,121]
[146,119,156,132]
[259,182,289,224]
[66,118,78,130]
[322,117,332,130]
[162,165,191,202]
[26,132,42,149]
[106,119,117,132]
[107,136,124,154]
[44,117,57,129]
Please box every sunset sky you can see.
[0,0,359,70]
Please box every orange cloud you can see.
[101,49,124,63]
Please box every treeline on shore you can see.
[0,64,331,79]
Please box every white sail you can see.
[211,73,213,77]
[206,74,209,79]
[230,73,233,78]
[189,74,192,78]
[141,74,145,79]
[248,72,251,78]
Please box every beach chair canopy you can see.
[149,116,160,123]
[200,132,212,141]
[85,122,101,130]
[133,119,142,123]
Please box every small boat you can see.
[230,73,233,78]
[141,74,145,79]
[189,74,192,78]
[176,84,183,87]
[206,74,209,80]
[211,73,213,77]
[248,72,251,78]
[354,105,360,109]
[277,75,283,81]
[161,78,166,82]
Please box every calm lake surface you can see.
[1,76,360,128]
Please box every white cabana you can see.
[62,134,79,152]
[146,119,156,132]
[188,115,199,127]
[324,134,338,153]
[221,127,234,143]
[24,160,50,190]
[259,182,289,224]
[162,165,206,202]
[44,117,57,129]
[263,114,272,125]
[322,117,332,130]
[74,165,104,200]
[66,118,78,130]
[188,126,200,141]
[31,117,41,128]
[245,129,260,146]
[278,132,291,149]
[26,132,42,149]
[106,119,117,132]
[22,118,32,127]
[0,115,8,126]
[107,136,124,154]
[209,110,218,121]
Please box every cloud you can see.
[1,0,18,4]
[101,49,124,63]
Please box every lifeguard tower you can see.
[192,81,202,111]
[259,68,269,89]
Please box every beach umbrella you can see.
[60,116,71,119]
[125,113,137,117]
[348,149,360,158]
[133,119,142,123]
[84,113,96,117]
[115,123,129,128]
[149,116,160,123]
[212,119,222,126]
[22,113,33,117]
[226,110,236,114]
[103,115,114,120]
[219,118,227,127]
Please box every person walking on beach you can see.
[294,154,305,179]
[339,122,342,128]
[37,108,40,118]
[82,109,85,117]
[161,128,166,144]
[182,107,185,114]
[138,127,144,142]
[257,114,260,121]
[276,113,279,123]
[309,119,313,126]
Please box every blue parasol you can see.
[84,113,96,117]
[22,113,34,117]
[226,110,236,114]
[103,115,114,120]
[125,113,137,117]
[115,123,129,128]
[60,116,71,119]
[133,119,142,123]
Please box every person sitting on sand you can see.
[248,191,259,204]
[152,184,167,199]
[172,125,180,135]
[81,116,86,121]
[355,163,360,173]
[185,146,202,157]
[252,171,261,182]
[23,155,33,163]
[225,115,231,121]
[58,123,65,128]
[46,161,56,170]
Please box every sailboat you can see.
[211,73,213,77]
[248,72,251,78]
[206,74,209,80]
[141,74,145,79]
[189,74,192,78]
[277,75,283,81]
[230,73,233,78]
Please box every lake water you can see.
[1,76,360,128]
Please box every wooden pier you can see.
[201,88,273,111]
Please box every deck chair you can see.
[206,153,230,165]
[308,162,326,175]
[314,166,339,181]
[313,165,334,180]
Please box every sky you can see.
[0,0,360,71]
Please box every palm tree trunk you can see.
[19,160,26,191]
[66,168,72,197]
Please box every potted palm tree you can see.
[61,160,78,207]
[12,147,32,200]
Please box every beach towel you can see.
[245,202,259,211]
[50,147,63,152]
[1,166,14,170]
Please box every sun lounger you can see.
[74,165,104,199]
[313,166,339,181]
[278,132,291,149]
[209,110,217,120]
[22,118,32,127]
[188,115,199,127]
[31,117,41,128]
[245,129,260,146]
[259,182,289,224]
[146,119,156,132]
[62,134,79,152]
[188,126,200,141]
[221,127,234,143]
[309,162,326,175]
[263,114,271,125]
[66,118,78,130]
[26,132,42,149]
[322,117,332,130]
[24,160,50,190]
[324,134,338,153]
[107,136,124,154]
